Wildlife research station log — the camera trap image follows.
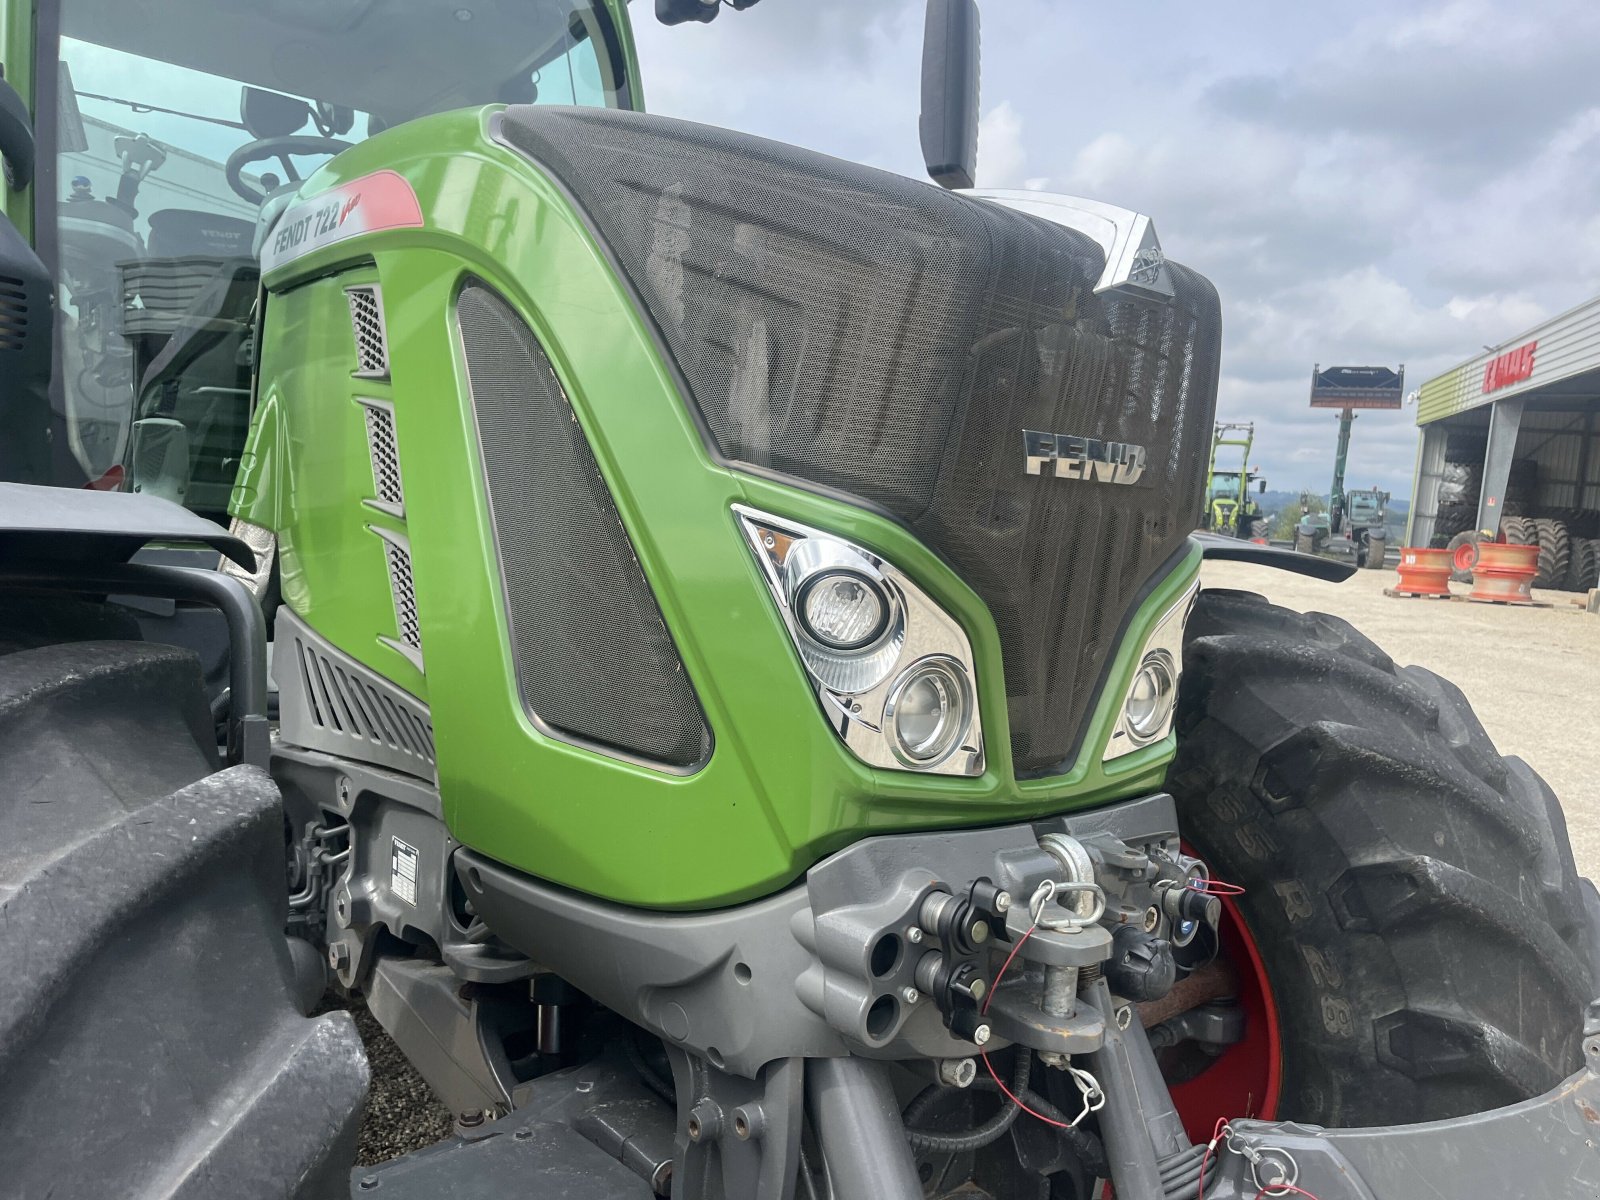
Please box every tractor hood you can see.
[493,106,1221,776]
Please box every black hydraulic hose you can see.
[1008,1084,1109,1181]
[902,1050,1031,1154]
[625,1035,675,1104]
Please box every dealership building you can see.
[1408,295,1600,565]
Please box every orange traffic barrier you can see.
[1395,547,1452,596]
[1469,542,1538,604]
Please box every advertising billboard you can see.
[1309,364,1405,410]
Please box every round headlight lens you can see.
[797,570,890,651]
[1125,650,1177,743]
[886,657,973,768]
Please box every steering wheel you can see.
[225,134,355,204]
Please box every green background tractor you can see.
[1201,421,1268,539]
[2,3,1598,1198]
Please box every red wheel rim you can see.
[1166,874,1283,1141]
[1453,541,1478,572]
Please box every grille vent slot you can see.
[359,399,404,515]
[273,607,436,780]
[346,284,390,378]
[0,274,26,352]
[456,280,710,770]
[372,526,423,669]
[296,640,436,763]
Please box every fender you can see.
[1191,532,1356,581]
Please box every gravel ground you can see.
[1201,560,1600,878]
[339,998,454,1165]
[350,561,1600,1164]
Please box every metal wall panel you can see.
[1408,422,1449,546]
[1516,411,1598,510]
[1418,298,1600,424]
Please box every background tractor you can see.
[3,3,1600,1199]
[1201,421,1268,539]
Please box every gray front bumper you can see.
[1204,1004,1600,1198]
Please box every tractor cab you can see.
[8,0,635,520]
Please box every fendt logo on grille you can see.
[1023,430,1147,485]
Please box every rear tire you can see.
[1168,589,1595,1126]
[0,634,367,1195]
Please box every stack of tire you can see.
[1500,516,1600,591]
[1433,438,1537,543]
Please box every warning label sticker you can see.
[391,837,419,906]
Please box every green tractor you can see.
[3,3,1600,1198]
[1201,422,1268,539]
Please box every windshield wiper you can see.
[75,90,247,132]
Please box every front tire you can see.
[1167,589,1596,1126]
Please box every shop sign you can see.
[1482,341,1537,394]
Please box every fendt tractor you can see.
[1200,423,1268,540]
[3,2,1600,1198]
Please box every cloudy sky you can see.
[633,0,1600,498]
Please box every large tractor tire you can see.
[1574,539,1600,593]
[1432,502,1475,540]
[1167,590,1597,1127]
[1532,517,1571,589]
[0,628,367,1196]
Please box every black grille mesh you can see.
[494,108,1219,774]
[346,285,389,378]
[456,281,710,768]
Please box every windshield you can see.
[1208,472,1243,500]
[25,0,631,516]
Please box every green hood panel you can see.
[244,108,1196,908]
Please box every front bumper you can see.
[1203,1006,1600,1198]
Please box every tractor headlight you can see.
[886,656,973,768]
[1124,650,1177,743]
[796,570,889,650]
[1104,581,1199,761]
[737,505,983,777]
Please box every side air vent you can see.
[456,280,711,771]
[346,284,390,379]
[371,525,423,670]
[358,398,405,515]
[0,274,26,352]
[273,607,436,780]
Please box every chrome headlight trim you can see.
[735,505,984,777]
[1103,579,1199,762]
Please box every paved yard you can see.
[1200,560,1600,878]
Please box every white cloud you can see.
[976,101,1027,188]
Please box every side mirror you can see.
[240,86,313,139]
[1259,479,1267,494]
[920,0,981,190]
[0,75,35,190]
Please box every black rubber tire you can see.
[1532,518,1571,589]
[1502,515,1533,545]
[1575,539,1600,593]
[1432,502,1475,540]
[0,635,367,1196]
[1168,589,1595,1127]
[1251,518,1271,540]
[1445,531,1478,583]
